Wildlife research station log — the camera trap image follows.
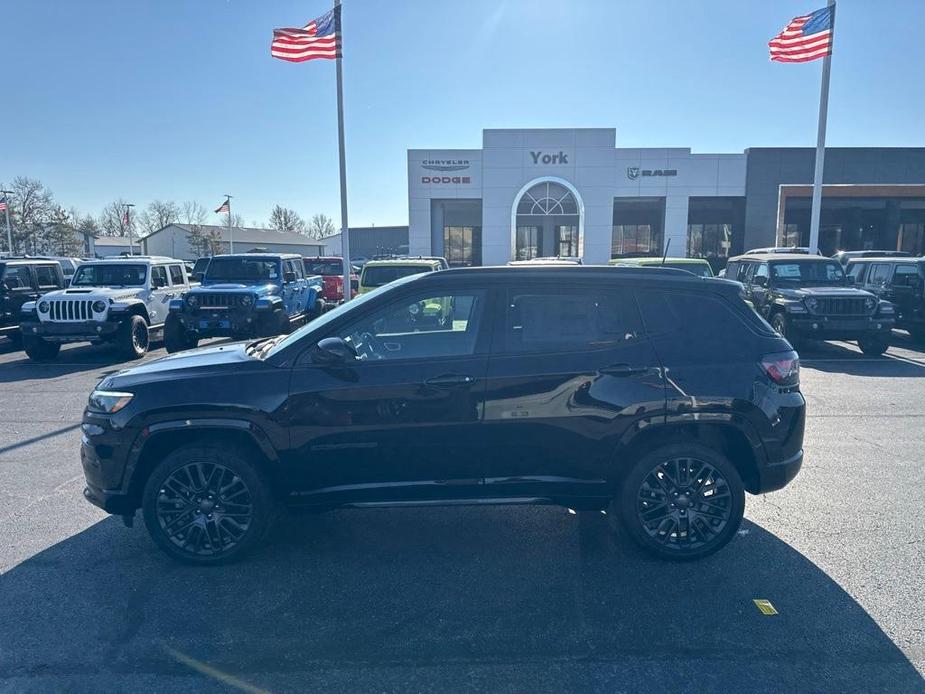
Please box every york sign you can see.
[530,150,569,165]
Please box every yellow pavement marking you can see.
[753,599,778,616]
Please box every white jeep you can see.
[19,256,191,361]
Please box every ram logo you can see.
[626,167,641,181]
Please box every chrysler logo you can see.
[421,159,470,172]
[626,167,640,180]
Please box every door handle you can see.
[599,363,649,377]
[424,374,478,387]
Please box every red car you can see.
[303,257,359,307]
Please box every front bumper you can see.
[755,449,803,494]
[175,309,260,337]
[21,319,119,342]
[80,412,138,514]
[789,314,894,339]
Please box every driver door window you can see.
[336,289,486,361]
[869,263,891,286]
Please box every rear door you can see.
[887,264,923,323]
[1,264,40,328]
[148,265,170,325]
[479,282,664,500]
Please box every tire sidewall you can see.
[164,314,188,354]
[23,335,60,361]
[858,332,889,355]
[141,444,275,565]
[119,315,149,359]
[616,442,745,561]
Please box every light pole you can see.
[1,190,13,255]
[123,203,135,256]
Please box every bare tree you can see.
[269,205,306,233]
[98,199,132,237]
[181,201,208,226]
[138,200,180,236]
[306,213,336,240]
[1,176,56,252]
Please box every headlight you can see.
[87,390,134,414]
[865,297,876,311]
[38,301,49,313]
[879,302,895,314]
[92,300,107,313]
[187,294,199,307]
[241,294,254,306]
[804,297,818,311]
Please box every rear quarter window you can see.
[636,289,769,356]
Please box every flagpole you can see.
[808,0,836,254]
[334,0,352,301]
[226,195,234,253]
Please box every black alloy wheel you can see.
[615,443,745,561]
[142,445,275,564]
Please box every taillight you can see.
[761,350,800,386]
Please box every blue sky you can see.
[4,0,923,229]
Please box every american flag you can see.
[0,197,7,213]
[122,209,130,225]
[215,198,230,214]
[271,6,342,63]
[769,5,835,63]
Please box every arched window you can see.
[513,180,582,260]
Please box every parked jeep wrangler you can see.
[730,253,895,354]
[19,256,191,361]
[1,258,68,345]
[164,253,323,353]
[846,257,925,342]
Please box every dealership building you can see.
[407,128,925,269]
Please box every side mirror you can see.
[845,275,856,286]
[283,271,296,283]
[310,337,357,364]
[192,271,204,283]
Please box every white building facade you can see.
[408,128,747,269]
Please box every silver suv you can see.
[19,256,191,361]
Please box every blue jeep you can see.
[164,253,323,353]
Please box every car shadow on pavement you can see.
[0,508,922,693]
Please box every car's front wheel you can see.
[117,315,149,359]
[142,444,276,564]
[22,335,60,362]
[858,332,890,356]
[771,312,802,350]
[614,443,745,561]
[164,314,198,354]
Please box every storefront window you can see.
[612,224,654,255]
[687,223,733,258]
[443,226,482,266]
[557,225,578,257]
[516,226,541,260]
[899,223,925,255]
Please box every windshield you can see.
[206,257,280,282]
[71,264,147,287]
[770,261,845,286]
[192,258,210,274]
[306,261,343,276]
[660,262,714,277]
[265,274,421,359]
[362,265,430,287]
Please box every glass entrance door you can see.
[516,226,541,260]
[556,225,578,257]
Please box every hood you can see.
[42,287,143,301]
[776,286,876,299]
[100,341,257,388]
[192,282,278,294]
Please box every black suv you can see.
[726,253,895,355]
[80,266,805,564]
[0,258,66,345]
[846,257,925,341]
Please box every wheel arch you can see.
[127,420,284,505]
[614,420,765,494]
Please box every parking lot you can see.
[0,336,923,694]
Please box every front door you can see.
[0,265,40,329]
[480,284,665,500]
[884,264,923,324]
[148,265,171,325]
[285,286,492,505]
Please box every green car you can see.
[609,257,715,278]
[357,258,444,296]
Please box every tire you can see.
[858,332,890,356]
[141,444,276,565]
[23,335,61,362]
[164,314,197,354]
[771,312,802,350]
[257,310,288,338]
[116,315,149,359]
[612,442,745,561]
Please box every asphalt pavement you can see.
[0,335,923,693]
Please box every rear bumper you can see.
[21,319,119,341]
[754,449,803,494]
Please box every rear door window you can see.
[892,265,921,288]
[168,264,185,285]
[637,289,769,346]
[503,287,642,354]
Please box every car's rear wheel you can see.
[142,444,276,564]
[858,332,890,356]
[117,315,149,359]
[614,443,745,561]
[23,335,60,362]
